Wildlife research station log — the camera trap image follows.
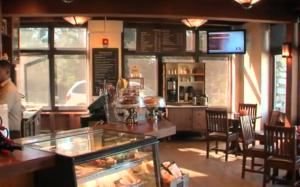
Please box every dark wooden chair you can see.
[206,109,239,161]
[263,125,300,187]
[238,103,257,129]
[255,110,285,144]
[240,115,265,178]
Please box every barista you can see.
[0,60,22,138]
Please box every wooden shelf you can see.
[178,81,204,84]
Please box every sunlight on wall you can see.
[243,53,261,104]
[241,23,270,128]
[231,55,236,112]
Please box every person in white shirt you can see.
[0,60,22,138]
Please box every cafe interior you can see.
[0,0,300,187]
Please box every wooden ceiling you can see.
[20,17,245,27]
[2,0,300,23]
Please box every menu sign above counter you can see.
[136,28,186,53]
[92,48,118,96]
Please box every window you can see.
[273,55,286,112]
[20,28,49,49]
[205,58,230,107]
[54,28,87,49]
[124,55,158,96]
[19,55,50,106]
[199,31,207,53]
[186,30,195,52]
[124,28,137,51]
[55,55,87,106]
[18,26,87,109]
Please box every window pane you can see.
[205,58,230,107]
[18,55,50,106]
[186,30,195,52]
[199,31,207,53]
[124,55,158,96]
[20,28,49,49]
[273,55,286,112]
[124,28,137,51]
[55,55,87,106]
[54,28,87,49]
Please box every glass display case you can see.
[25,128,160,187]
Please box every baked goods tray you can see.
[77,158,146,185]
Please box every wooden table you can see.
[92,119,176,139]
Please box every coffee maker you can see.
[167,77,177,102]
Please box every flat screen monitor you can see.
[207,30,246,54]
[88,95,106,114]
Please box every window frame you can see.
[19,23,88,111]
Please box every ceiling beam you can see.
[2,0,297,23]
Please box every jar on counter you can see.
[192,97,197,105]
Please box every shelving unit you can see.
[163,62,205,103]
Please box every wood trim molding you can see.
[2,0,297,23]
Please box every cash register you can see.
[80,95,108,127]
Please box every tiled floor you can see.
[159,140,286,187]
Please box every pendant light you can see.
[234,0,261,9]
[181,18,207,28]
[63,16,90,25]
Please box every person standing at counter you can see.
[0,60,22,138]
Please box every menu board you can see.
[161,29,185,52]
[136,28,185,53]
[92,48,118,96]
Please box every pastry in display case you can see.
[24,128,161,187]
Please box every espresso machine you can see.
[167,77,177,102]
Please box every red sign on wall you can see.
[102,38,109,47]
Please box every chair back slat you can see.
[239,103,257,128]
[264,125,296,160]
[206,109,228,134]
[240,116,255,150]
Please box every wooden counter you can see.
[93,119,176,139]
[166,104,207,108]
[0,147,55,187]
[166,105,207,133]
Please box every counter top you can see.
[166,104,207,108]
[23,107,42,120]
[93,119,176,139]
[0,147,55,178]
